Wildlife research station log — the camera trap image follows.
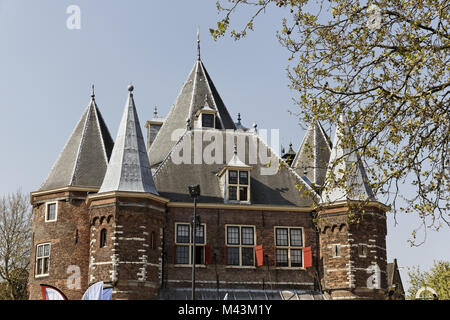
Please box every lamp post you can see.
[188,184,200,300]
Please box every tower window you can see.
[100,229,107,248]
[201,113,215,128]
[332,244,341,258]
[45,202,57,222]
[358,244,368,257]
[35,243,51,277]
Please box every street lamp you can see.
[188,184,200,300]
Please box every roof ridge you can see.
[69,100,94,186]
[153,129,190,178]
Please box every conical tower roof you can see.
[321,115,374,203]
[148,57,236,167]
[39,88,114,191]
[292,121,332,187]
[99,86,158,194]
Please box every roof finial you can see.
[237,113,242,124]
[197,27,201,60]
[234,143,237,155]
[154,106,158,118]
[91,84,95,99]
[128,84,134,96]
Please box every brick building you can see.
[28,44,395,300]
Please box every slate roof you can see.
[39,94,114,191]
[291,121,332,187]
[321,115,375,203]
[99,87,158,194]
[153,129,315,205]
[148,58,236,167]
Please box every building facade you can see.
[28,48,392,300]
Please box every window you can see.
[45,202,57,222]
[150,232,155,250]
[201,113,215,128]
[227,170,250,202]
[226,225,255,267]
[175,223,206,265]
[36,243,50,277]
[275,227,304,267]
[100,229,107,248]
[358,244,367,257]
[332,244,341,258]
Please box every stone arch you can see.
[339,224,347,232]
[92,217,99,226]
[100,216,106,225]
[107,215,113,224]
[331,225,338,233]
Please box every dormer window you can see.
[227,170,249,201]
[195,95,217,129]
[201,113,215,128]
[218,146,252,203]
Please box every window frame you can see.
[226,169,251,202]
[99,228,107,248]
[45,201,58,222]
[332,244,341,258]
[274,226,305,269]
[225,224,256,268]
[35,243,51,278]
[174,222,207,266]
[200,112,216,128]
[358,244,367,257]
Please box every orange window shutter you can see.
[255,245,264,267]
[304,246,312,268]
[205,244,212,265]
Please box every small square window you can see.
[276,228,289,246]
[46,203,57,222]
[239,171,248,185]
[276,249,288,267]
[241,227,254,245]
[176,246,189,264]
[229,171,238,184]
[227,226,240,245]
[290,229,303,247]
[228,186,237,200]
[227,247,239,265]
[241,247,254,266]
[176,224,190,243]
[201,113,215,128]
[239,187,248,201]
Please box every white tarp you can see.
[45,287,66,300]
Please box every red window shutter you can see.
[205,244,212,265]
[255,245,264,267]
[304,246,312,268]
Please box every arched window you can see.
[100,229,107,248]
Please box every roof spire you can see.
[197,27,201,60]
[91,84,95,99]
[154,106,158,118]
[237,113,241,124]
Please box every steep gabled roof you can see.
[321,115,375,203]
[99,86,158,194]
[39,93,114,191]
[148,58,236,167]
[292,121,332,187]
[153,129,315,205]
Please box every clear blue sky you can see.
[0,0,448,295]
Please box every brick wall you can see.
[318,206,388,300]
[163,206,319,292]
[28,191,90,300]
